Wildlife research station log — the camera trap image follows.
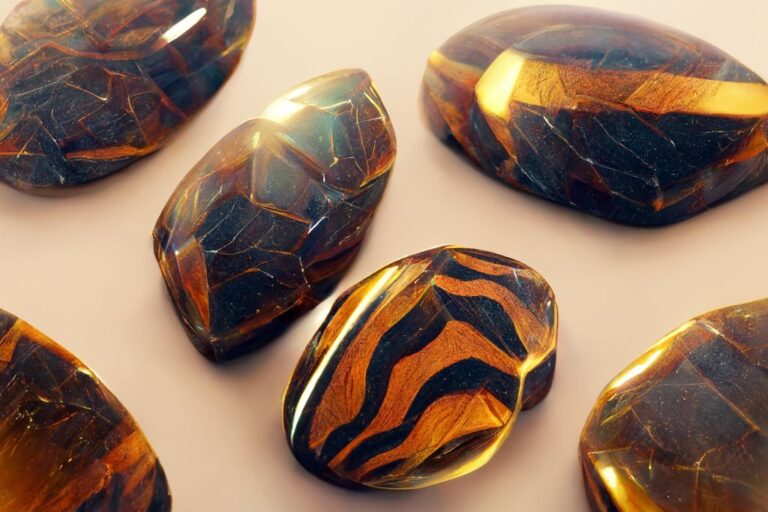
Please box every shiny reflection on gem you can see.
[283,246,558,490]
[422,5,768,225]
[580,299,768,511]
[0,0,256,192]
[0,309,170,511]
[154,69,396,361]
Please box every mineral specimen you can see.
[422,6,768,226]
[283,246,557,490]
[0,0,255,193]
[0,309,170,511]
[580,299,768,511]
[154,69,396,361]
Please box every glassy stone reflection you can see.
[0,0,255,192]
[422,6,768,225]
[580,299,768,511]
[0,309,170,511]
[154,69,396,361]
[284,246,557,490]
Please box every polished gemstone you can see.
[154,69,396,361]
[422,6,768,226]
[580,299,768,510]
[0,0,255,193]
[283,246,557,490]
[0,309,170,511]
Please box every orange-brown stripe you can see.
[308,260,431,450]
[353,390,512,483]
[433,274,552,357]
[329,319,521,467]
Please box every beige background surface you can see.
[0,0,765,510]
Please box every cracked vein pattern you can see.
[0,309,170,511]
[154,69,396,361]
[421,6,768,226]
[579,299,768,511]
[0,0,255,193]
[283,246,558,490]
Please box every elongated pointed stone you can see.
[283,246,557,490]
[0,0,255,193]
[422,6,768,226]
[154,69,396,361]
[0,309,170,511]
[580,299,768,511]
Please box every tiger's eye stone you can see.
[154,69,396,361]
[283,246,557,490]
[0,309,170,511]
[579,299,768,511]
[422,6,768,226]
[0,0,255,193]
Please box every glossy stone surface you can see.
[154,69,396,361]
[283,246,557,490]
[580,299,768,511]
[422,6,768,226]
[0,0,255,193]
[0,309,170,511]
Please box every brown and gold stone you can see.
[283,246,557,490]
[154,69,396,361]
[579,299,768,511]
[0,309,170,511]
[422,6,768,226]
[0,0,255,193]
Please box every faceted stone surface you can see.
[0,0,255,193]
[283,246,557,490]
[154,69,396,361]
[580,299,768,511]
[0,309,170,511]
[422,6,768,226]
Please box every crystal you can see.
[283,246,557,490]
[0,0,255,192]
[422,6,768,226]
[580,299,768,510]
[154,69,396,361]
[0,309,170,510]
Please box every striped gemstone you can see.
[421,6,768,226]
[283,246,558,490]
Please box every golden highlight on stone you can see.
[422,6,768,226]
[579,299,768,511]
[284,247,558,490]
[0,309,170,510]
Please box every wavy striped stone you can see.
[0,0,255,193]
[154,69,396,361]
[283,246,558,490]
[0,309,170,511]
[580,299,768,511]
[422,6,768,225]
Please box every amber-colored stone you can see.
[0,309,170,511]
[0,0,255,193]
[422,6,768,226]
[154,69,396,361]
[283,246,557,490]
[580,299,768,511]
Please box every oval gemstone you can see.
[154,69,396,361]
[283,246,557,490]
[0,309,170,511]
[0,0,255,192]
[422,6,768,226]
[580,299,768,510]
